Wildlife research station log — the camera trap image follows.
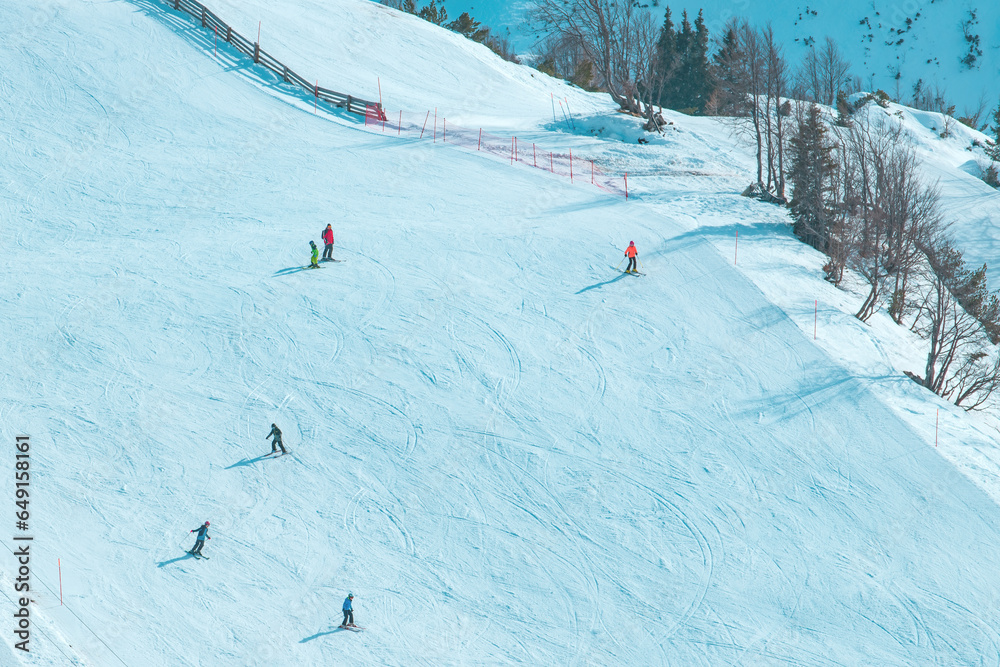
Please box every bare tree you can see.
[817,38,851,106]
[719,22,788,198]
[913,240,1000,409]
[836,112,909,321]
[763,27,789,199]
[797,37,851,105]
[531,0,659,118]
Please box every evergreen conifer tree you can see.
[989,98,1000,161]
[711,23,744,116]
[669,11,693,110]
[687,10,713,113]
[418,0,447,25]
[447,12,487,41]
[654,8,677,108]
[788,105,837,250]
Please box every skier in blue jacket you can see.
[189,521,210,556]
[340,593,355,628]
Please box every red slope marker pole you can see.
[398,110,402,136]
[550,152,553,172]
[591,160,594,184]
[433,108,437,143]
[533,144,536,167]
[625,172,628,200]
[569,149,573,182]
[420,110,429,139]
[478,128,482,150]
[443,118,446,142]
[514,137,518,161]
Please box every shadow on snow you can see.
[156,552,197,568]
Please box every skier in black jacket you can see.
[266,423,286,454]
[189,521,210,556]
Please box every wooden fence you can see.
[165,0,386,119]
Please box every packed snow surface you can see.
[2,0,1000,665]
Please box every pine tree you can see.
[788,105,837,251]
[447,12,487,42]
[654,7,677,108]
[417,0,447,25]
[988,98,1000,162]
[669,11,693,110]
[687,10,713,113]
[711,23,744,116]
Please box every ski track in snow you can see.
[4,0,1000,664]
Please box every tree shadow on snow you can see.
[300,628,345,643]
[157,552,196,568]
[575,272,629,294]
[225,453,276,469]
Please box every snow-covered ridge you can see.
[447,0,1000,115]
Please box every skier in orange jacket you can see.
[624,241,638,273]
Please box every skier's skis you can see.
[612,266,646,276]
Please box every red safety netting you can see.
[364,107,627,199]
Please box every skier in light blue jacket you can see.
[340,593,355,628]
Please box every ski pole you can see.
[639,258,646,270]
[615,256,625,270]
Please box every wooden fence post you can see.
[174,0,179,10]
[226,26,231,42]
[253,42,259,64]
[346,95,352,113]
[201,7,206,27]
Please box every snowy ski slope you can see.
[2,0,1000,664]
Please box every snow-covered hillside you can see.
[3,0,1000,665]
[449,0,1000,116]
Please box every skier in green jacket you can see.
[309,240,320,268]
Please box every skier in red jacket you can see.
[321,225,335,261]
[624,241,638,273]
